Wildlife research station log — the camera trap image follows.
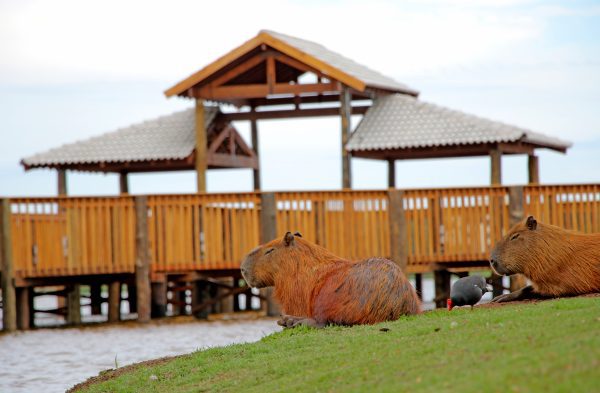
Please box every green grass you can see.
[76,297,600,393]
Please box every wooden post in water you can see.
[508,186,528,292]
[135,196,151,323]
[250,108,261,191]
[259,192,280,316]
[1,199,17,332]
[388,190,407,273]
[434,270,451,309]
[340,85,352,189]
[16,287,31,330]
[195,99,207,193]
[388,159,396,188]
[108,282,121,322]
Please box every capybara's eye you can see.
[510,233,520,241]
[264,248,275,255]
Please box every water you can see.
[0,317,281,393]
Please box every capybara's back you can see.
[312,258,420,325]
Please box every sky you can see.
[1,0,599,197]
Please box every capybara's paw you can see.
[491,293,513,303]
[277,315,324,329]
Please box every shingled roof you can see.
[21,107,258,172]
[346,94,571,158]
[165,30,418,98]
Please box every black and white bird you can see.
[447,275,493,310]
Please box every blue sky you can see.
[1,0,599,196]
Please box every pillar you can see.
[66,284,81,325]
[195,99,207,193]
[259,193,280,316]
[135,196,151,323]
[387,189,407,272]
[434,270,451,309]
[16,287,31,330]
[250,110,261,191]
[508,186,528,291]
[108,281,120,322]
[119,172,129,194]
[388,159,396,188]
[1,199,17,332]
[151,281,167,318]
[340,86,352,189]
[90,283,102,315]
[414,273,423,300]
[57,169,68,196]
[490,148,502,185]
[528,155,539,184]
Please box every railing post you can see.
[135,196,151,323]
[508,186,528,291]
[259,192,280,317]
[0,198,17,332]
[387,189,407,272]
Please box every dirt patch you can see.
[66,354,184,392]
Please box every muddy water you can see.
[0,318,281,393]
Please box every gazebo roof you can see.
[164,29,418,104]
[21,107,258,173]
[346,94,571,159]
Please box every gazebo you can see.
[346,94,571,187]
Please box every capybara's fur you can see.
[240,232,421,325]
[490,216,600,297]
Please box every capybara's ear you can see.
[294,231,302,238]
[283,231,295,246]
[526,216,537,230]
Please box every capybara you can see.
[240,231,421,327]
[490,215,600,302]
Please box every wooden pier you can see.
[1,184,598,331]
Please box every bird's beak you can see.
[485,284,493,293]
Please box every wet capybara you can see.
[240,232,421,327]
[490,215,600,302]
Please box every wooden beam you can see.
[388,159,396,188]
[0,199,17,332]
[57,169,67,196]
[194,81,339,100]
[17,287,31,330]
[90,283,102,315]
[135,196,151,323]
[151,281,167,318]
[266,56,276,92]
[490,148,502,185]
[108,281,120,322]
[528,154,539,184]
[434,270,451,309]
[388,190,407,272]
[340,85,352,189]
[207,153,258,170]
[195,99,207,193]
[209,54,266,87]
[119,172,129,194]
[66,284,81,325]
[251,112,261,191]
[221,105,369,121]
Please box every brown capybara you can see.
[490,215,600,302]
[240,231,421,328]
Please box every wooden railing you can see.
[6,184,599,278]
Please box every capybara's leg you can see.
[491,285,547,303]
[277,314,325,329]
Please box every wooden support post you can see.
[119,172,129,194]
[434,270,451,309]
[192,280,210,319]
[388,159,396,188]
[508,186,528,292]
[388,190,408,272]
[218,277,234,313]
[66,284,81,325]
[128,284,137,313]
[250,112,261,191]
[134,196,151,323]
[16,287,31,330]
[414,273,423,300]
[151,281,167,318]
[340,85,352,189]
[259,192,280,316]
[1,199,17,332]
[108,281,120,322]
[528,155,539,184]
[90,283,102,315]
[57,169,68,196]
[490,148,502,185]
[195,99,207,193]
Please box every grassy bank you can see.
[73,297,600,393]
